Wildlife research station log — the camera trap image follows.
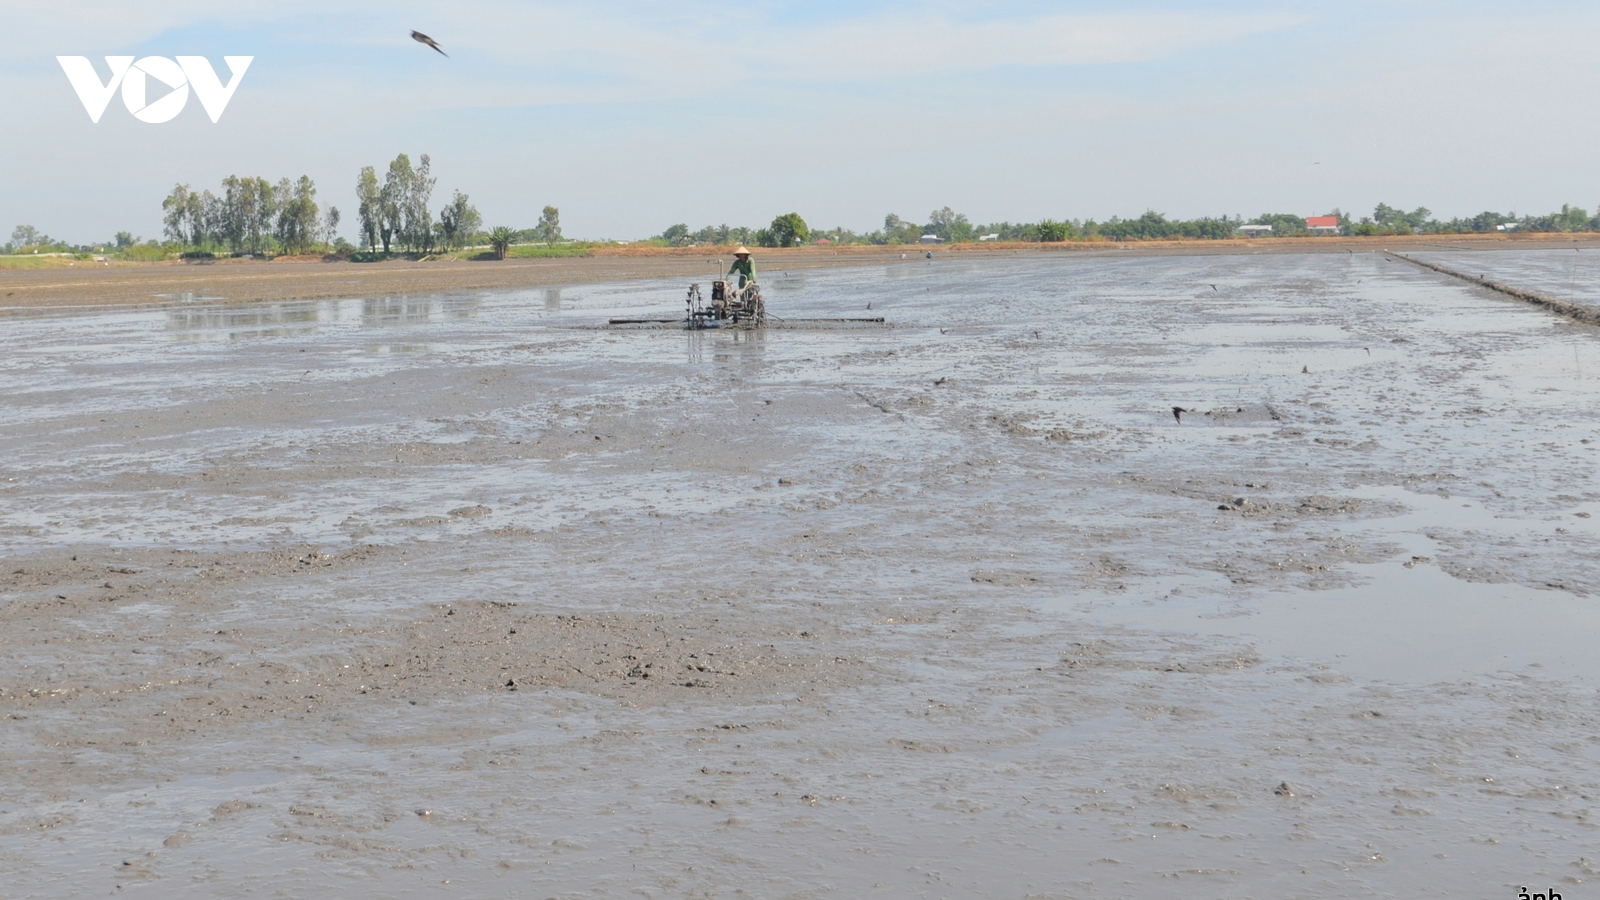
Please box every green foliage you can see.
[1372,203,1432,235]
[927,207,976,243]
[1250,213,1306,236]
[379,153,436,253]
[870,214,924,245]
[356,166,382,251]
[322,206,341,248]
[487,226,515,260]
[537,206,562,243]
[651,224,754,247]
[273,175,320,254]
[437,190,481,251]
[1036,220,1071,242]
[10,225,46,247]
[121,242,170,262]
[161,175,320,256]
[766,213,809,248]
[1085,210,1241,241]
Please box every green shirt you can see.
[728,257,755,287]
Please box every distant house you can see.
[979,233,1000,242]
[1496,223,1520,232]
[919,234,944,244]
[1305,216,1341,234]
[1237,224,1273,237]
[814,237,832,245]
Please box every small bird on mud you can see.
[1172,406,1187,423]
[866,302,872,310]
[933,377,948,386]
[411,31,448,56]
[1302,365,1310,373]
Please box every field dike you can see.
[1388,250,1600,326]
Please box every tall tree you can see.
[216,175,275,255]
[355,166,381,251]
[323,206,341,248]
[11,225,45,247]
[162,184,201,245]
[766,212,809,248]
[407,154,436,253]
[538,205,562,243]
[437,190,481,251]
[927,207,975,242]
[380,154,412,253]
[273,175,319,254]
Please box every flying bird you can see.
[1208,284,1217,291]
[1172,406,1187,423]
[411,31,448,56]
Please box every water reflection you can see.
[166,302,324,340]
[685,327,767,376]
[362,295,479,326]
[544,288,562,312]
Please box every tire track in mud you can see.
[1388,251,1600,327]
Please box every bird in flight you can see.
[411,31,448,56]
[1172,406,1187,423]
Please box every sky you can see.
[4,1,1600,243]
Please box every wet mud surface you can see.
[2,253,1598,897]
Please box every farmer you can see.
[727,246,756,288]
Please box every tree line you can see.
[652,202,1600,247]
[14,194,1600,260]
[148,153,563,260]
[161,176,335,256]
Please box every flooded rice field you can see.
[1413,244,1600,308]
[1,249,1598,898]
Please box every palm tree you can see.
[488,226,514,260]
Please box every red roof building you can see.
[1305,216,1340,234]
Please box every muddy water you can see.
[2,251,1598,898]
[1412,245,1600,308]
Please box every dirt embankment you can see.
[1387,251,1600,326]
[5,232,1600,314]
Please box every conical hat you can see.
[733,246,751,255]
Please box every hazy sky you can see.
[5,1,1600,243]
